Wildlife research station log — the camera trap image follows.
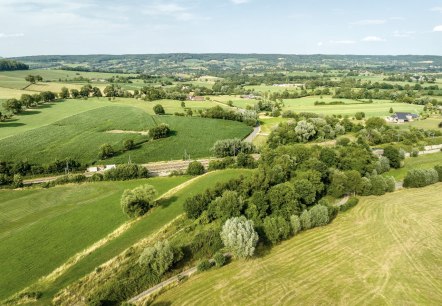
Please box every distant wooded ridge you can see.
[6,54,442,74]
[0,59,29,71]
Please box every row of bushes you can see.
[41,164,149,188]
[403,165,442,188]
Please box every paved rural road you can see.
[244,124,261,143]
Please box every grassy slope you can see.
[0,99,110,140]
[0,176,189,300]
[33,169,249,304]
[0,98,228,140]
[155,183,442,305]
[0,104,252,164]
[386,152,442,181]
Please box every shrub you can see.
[103,164,149,181]
[53,174,87,185]
[383,146,402,169]
[213,252,226,267]
[336,137,350,146]
[434,165,442,182]
[209,190,243,221]
[375,156,390,174]
[384,176,396,192]
[90,173,103,181]
[403,169,439,188]
[123,139,135,151]
[309,205,329,227]
[184,193,210,219]
[186,161,205,176]
[263,215,291,245]
[138,240,175,276]
[355,112,365,120]
[12,174,23,188]
[236,152,256,168]
[220,217,259,259]
[369,175,388,196]
[411,148,419,157]
[197,259,213,272]
[120,184,157,218]
[211,139,256,158]
[290,215,302,235]
[339,197,359,212]
[190,229,223,259]
[98,143,115,159]
[300,210,312,230]
[208,157,235,171]
[153,104,165,115]
[149,123,170,139]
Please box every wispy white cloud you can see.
[361,36,386,42]
[434,25,442,32]
[143,3,194,21]
[230,0,251,4]
[431,7,442,13]
[317,41,323,46]
[351,19,386,26]
[393,30,415,38]
[329,40,356,44]
[0,33,25,38]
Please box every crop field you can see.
[386,152,442,181]
[25,82,101,93]
[2,169,250,303]
[211,95,258,109]
[0,86,35,99]
[114,98,223,115]
[0,176,189,300]
[0,104,252,164]
[282,96,423,117]
[155,183,442,305]
[0,99,127,140]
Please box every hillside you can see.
[0,104,252,164]
[153,184,442,305]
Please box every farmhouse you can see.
[386,112,419,123]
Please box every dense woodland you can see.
[0,59,29,71]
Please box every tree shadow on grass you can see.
[20,110,41,115]
[0,122,25,127]
[37,102,56,109]
[156,196,178,209]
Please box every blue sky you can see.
[0,0,441,56]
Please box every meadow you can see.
[0,176,189,300]
[386,152,442,181]
[154,183,442,305]
[1,169,250,303]
[0,104,252,165]
[281,96,423,118]
[0,69,136,84]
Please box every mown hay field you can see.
[155,183,442,305]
